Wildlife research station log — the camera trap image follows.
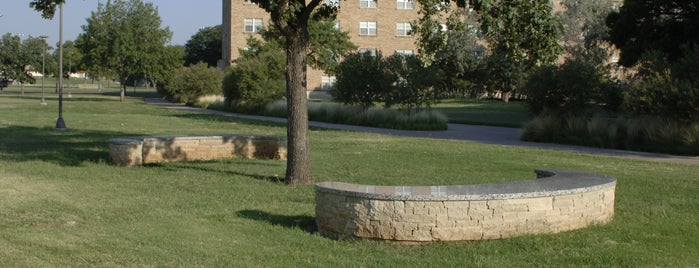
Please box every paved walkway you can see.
[144,98,699,165]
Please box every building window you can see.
[323,0,340,7]
[397,0,414,9]
[244,0,254,4]
[321,76,336,90]
[360,22,377,36]
[334,21,340,30]
[360,0,377,8]
[396,22,411,36]
[244,18,263,33]
[440,24,448,32]
[395,49,414,56]
[358,48,377,56]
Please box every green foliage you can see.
[606,0,699,67]
[524,47,621,115]
[260,17,357,75]
[472,0,563,94]
[558,0,618,49]
[157,62,223,105]
[75,0,173,100]
[29,0,66,19]
[263,100,448,130]
[384,54,441,114]
[621,47,699,122]
[332,51,393,109]
[222,38,286,112]
[0,34,49,85]
[522,114,699,156]
[184,25,222,67]
[412,0,465,65]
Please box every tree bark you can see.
[119,73,126,102]
[284,27,314,186]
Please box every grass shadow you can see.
[155,161,286,184]
[236,209,317,234]
[0,125,140,166]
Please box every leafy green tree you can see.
[260,17,356,75]
[0,34,48,93]
[184,25,222,67]
[471,0,563,100]
[249,0,341,185]
[332,51,393,109]
[0,34,24,88]
[606,0,699,67]
[222,37,286,112]
[411,0,465,66]
[558,0,619,49]
[76,0,172,102]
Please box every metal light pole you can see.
[55,3,67,130]
[40,35,48,105]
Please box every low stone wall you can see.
[109,135,286,166]
[315,169,616,242]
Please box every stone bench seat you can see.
[109,134,286,166]
[315,169,616,242]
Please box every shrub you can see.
[222,38,286,113]
[384,54,441,114]
[158,62,223,105]
[523,56,619,115]
[622,47,699,122]
[332,51,393,109]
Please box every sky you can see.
[0,0,222,47]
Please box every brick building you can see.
[220,0,422,97]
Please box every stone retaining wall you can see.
[315,169,616,242]
[109,135,286,166]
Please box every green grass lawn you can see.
[0,91,697,267]
[433,98,532,127]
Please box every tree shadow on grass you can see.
[154,161,286,184]
[0,125,140,166]
[236,209,317,234]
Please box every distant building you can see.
[221,0,421,97]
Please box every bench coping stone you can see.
[315,169,616,201]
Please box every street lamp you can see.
[55,3,66,130]
[40,35,48,105]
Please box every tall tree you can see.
[55,40,82,88]
[606,0,699,67]
[470,0,563,100]
[0,34,25,87]
[250,0,339,185]
[76,0,172,102]
[411,0,466,65]
[184,25,222,67]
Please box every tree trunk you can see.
[120,74,126,102]
[284,28,314,186]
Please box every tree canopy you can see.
[75,0,173,101]
[470,0,563,96]
[606,0,699,67]
[184,25,222,67]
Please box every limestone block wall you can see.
[315,169,616,242]
[109,135,286,166]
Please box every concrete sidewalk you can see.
[144,98,699,165]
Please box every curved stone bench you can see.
[109,135,286,166]
[315,169,616,242]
